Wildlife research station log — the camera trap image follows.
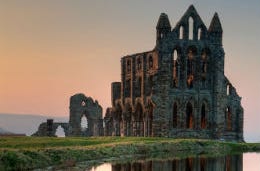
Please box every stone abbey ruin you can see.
[34,5,244,141]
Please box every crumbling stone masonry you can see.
[33,94,103,137]
[104,5,244,141]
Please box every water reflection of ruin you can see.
[111,154,242,171]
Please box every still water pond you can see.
[88,153,260,171]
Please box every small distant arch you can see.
[179,26,184,39]
[189,17,194,40]
[55,125,65,137]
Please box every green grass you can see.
[0,137,259,170]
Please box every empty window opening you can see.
[227,84,230,95]
[188,17,194,40]
[149,56,153,69]
[173,50,178,61]
[186,102,193,129]
[187,50,194,88]
[173,50,178,87]
[81,101,86,107]
[226,107,232,131]
[179,26,184,39]
[81,115,88,131]
[55,125,65,137]
[126,60,131,73]
[198,28,202,40]
[173,103,178,128]
[137,58,142,70]
[201,104,206,129]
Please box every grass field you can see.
[0,137,259,170]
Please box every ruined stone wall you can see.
[33,94,104,137]
[105,5,244,141]
[69,94,103,136]
[32,119,69,137]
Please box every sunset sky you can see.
[0,0,260,141]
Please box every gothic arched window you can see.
[179,26,184,39]
[186,102,193,129]
[189,17,194,40]
[201,103,206,129]
[187,49,195,88]
[198,28,202,40]
[173,50,179,87]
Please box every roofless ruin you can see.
[34,5,244,142]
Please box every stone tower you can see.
[104,5,244,141]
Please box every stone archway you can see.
[55,125,65,137]
[69,93,103,137]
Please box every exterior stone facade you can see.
[33,94,104,137]
[104,5,244,141]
